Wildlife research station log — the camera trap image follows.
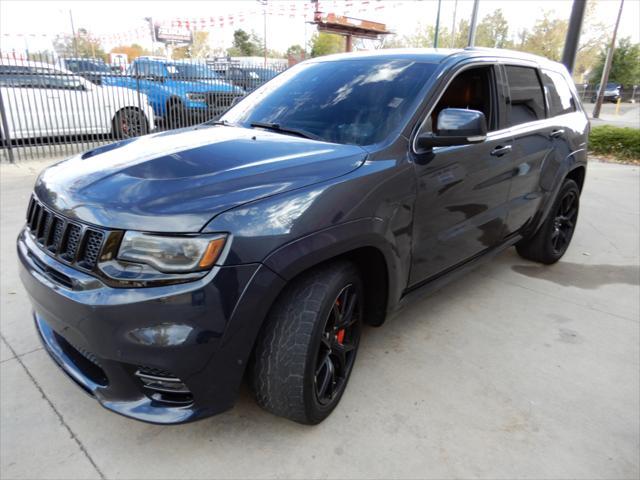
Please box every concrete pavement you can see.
[1,159,638,479]
[584,102,640,129]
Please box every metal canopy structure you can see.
[312,12,391,52]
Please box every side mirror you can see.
[417,108,487,149]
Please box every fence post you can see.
[0,90,15,164]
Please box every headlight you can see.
[117,232,226,273]
[186,92,207,102]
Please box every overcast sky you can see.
[1,0,638,55]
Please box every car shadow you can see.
[512,262,640,289]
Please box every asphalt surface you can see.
[1,159,639,480]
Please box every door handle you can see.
[490,145,512,157]
[550,129,565,138]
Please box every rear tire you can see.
[250,261,363,424]
[516,179,580,264]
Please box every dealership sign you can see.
[155,26,192,44]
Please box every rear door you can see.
[501,64,555,236]
[409,62,514,285]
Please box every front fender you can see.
[203,159,417,310]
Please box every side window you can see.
[0,66,41,88]
[149,62,166,78]
[505,66,545,126]
[428,65,497,133]
[132,61,149,77]
[541,69,576,117]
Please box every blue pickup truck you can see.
[106,57,244,128]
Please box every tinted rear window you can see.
[541,69,576,117]
[505,65,546,126]
[222,59,437,146]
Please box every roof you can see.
[307,47,565,70]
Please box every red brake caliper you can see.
[335,299,345,344]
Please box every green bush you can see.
[589,126,640,161]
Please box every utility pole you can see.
[433,0,442,48]
[450,0,458,48]
[69,9,78,57]
[593,0,624,119]
[467,0,479,47]
[561,0,587,73]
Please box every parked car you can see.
[223,66,280,91]
[58,57,117,85]
[105,57,244,128]
[18,48,588,425]
[0,59,154,141]
[590,82,622,103]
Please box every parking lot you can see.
[1,159,638,479]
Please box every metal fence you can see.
[0,52,287,162]
[574,83,639,104]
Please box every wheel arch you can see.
[262,219,405,327]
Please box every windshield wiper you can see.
[250,121,321,141]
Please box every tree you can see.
[110,44,149,62]
[590,37,640,86]
[172,31,212,59]
[227,29,261,56]
[309,33,344,57]
[475,9,511,48]
[53,31,106,59]
[516,11,567,61]
[286,44,305,57]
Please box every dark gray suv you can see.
[18,48,588,425]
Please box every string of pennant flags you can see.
[1,0,402,46]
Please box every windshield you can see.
[222,59,437,146]
[167,63,220,80]
[65,60,110,73]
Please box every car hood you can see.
[34,125,367,232]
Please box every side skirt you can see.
[392,234,522,315]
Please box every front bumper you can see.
[18,229,285,424]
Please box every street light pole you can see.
[450,0,458,48]
[593,0,624,119]
[433,0,442,48]
[467,0,479,47]
[561,0,587,73]
[69,9,78,57]
[260,0,268,67]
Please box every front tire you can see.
[516,179,580,264]
[250,261,363,424]
[113,108,148,139]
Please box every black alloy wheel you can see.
[550,189,578,255]
[314,284,361,406]
[516,178,580,264]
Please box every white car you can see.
[0,59,155,141]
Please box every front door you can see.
[409,64,514,286]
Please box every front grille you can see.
[206,92,238,109]
[25,196,107,271]
[135,366,194,407]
